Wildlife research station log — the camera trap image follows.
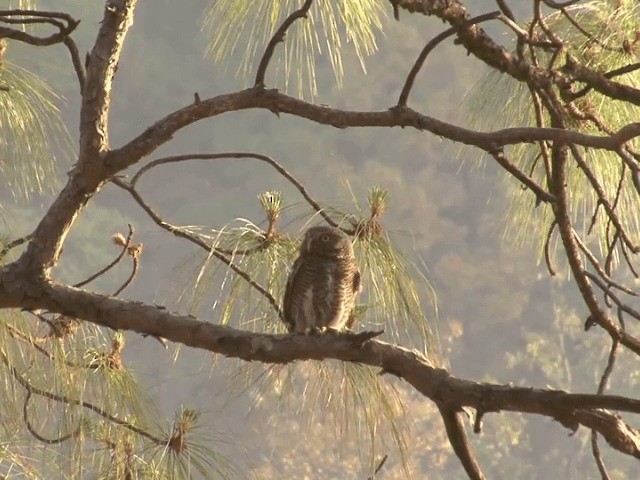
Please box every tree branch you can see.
[397,11,500,107]
[0,278,639,459]
[106,88,640,175]
[254,0,314,88]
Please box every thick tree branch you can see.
[0,277,639,459]
[19,1,137,275]
[106,88,640,174]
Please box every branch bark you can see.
[1,276,639,459]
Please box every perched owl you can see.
[283,225,362,334]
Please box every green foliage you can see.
[463,0,640,268]
[202,0,387,97]
[0,42,73,203]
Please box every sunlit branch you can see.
[397,11,500,107]
[62,36,85,93]
[7,280,640,460]
[590,432,612,480]
[107,89,640,175]
[494,0,515,21]
[0,233,33,262]
[253,0,314,89]
[74,225,134,288]
[110,177,283,319]
[569,62,640,102]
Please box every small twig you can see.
[590,338,618,480]
[571,230,638,297]
[74,225,134,288]
[0,233,33,262]
[560,8,623,53]
[4,323,90,368]
[2,350,165,445]
[367,454,389,480]
[62,36,85,92]
[129,152,342,231]
[619,241,639,278]
[23,390,81,444]
[603,230,619,277]
[112,244,140,296]
[494,0,515,21]
[591,431,612,480]
[586,272,640,324]
[397,11,500,107]
[540,0,582,9]
[544,220,557,276]
[111,177,283,319]
[254,0,314,88]
[489,150,556,204]
[0,9,79,47]
[569,144,638,253]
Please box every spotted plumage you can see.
[283,225,362,333]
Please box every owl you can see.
[283,225,362,334]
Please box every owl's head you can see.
[301,225,353,257]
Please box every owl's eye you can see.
[320,234,331,242]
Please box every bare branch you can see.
[438,405,485,480]
[23,390,81,444]
[2,349,165,445]
[110,177,283,319]
[544,220,557,276]
[112,242,140,297]
[107,88,640,175]
[0,9,79,46]
[488,149,555,203]
[74,225,134,288]
[254,0,314,88]
[129,152,340,229]
[397,11,500,107]
[367,454,389,480]
[0,233,32,262]
[563,55,640,106]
